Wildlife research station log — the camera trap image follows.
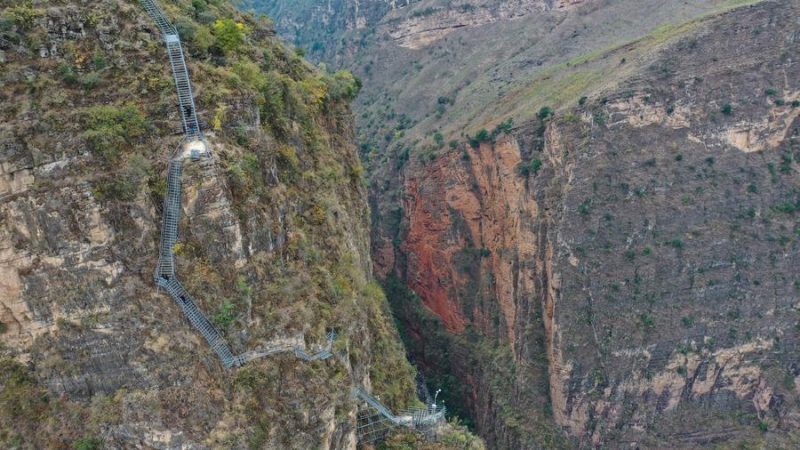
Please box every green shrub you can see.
[57,64,79,85]
[176,19,213,54]
[792,100,800,108]
[774,202,797,214]
[721,103,733,115]
[213,18,248,55]
[433,131,444,147]
[230,59,260,85]
[91,53,108,70]
[467,129,491,148]
[492,118,514,136]
[468,135,479,149]
[93,177,138,201]
[780,152,794,173]
[260,71,289,134]
[73,436,102,450]
[449,140,459,150]
[81,72,102,90]
[6,5,43,29]
[326,70,361,101]
[410,6,439,18]
[537,106,554,120]
[640,314,655,328]
[593,111,607,126]
[0,358,48,423]
[94,153,152,201]
[578,199,592,215]
[764,88,777,96]
[578,96,588,106]
[81,105,148,162]
[212,301,237,329]
[774,98,785,106]
[517,158,543,177]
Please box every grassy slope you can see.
[349,0,768,164]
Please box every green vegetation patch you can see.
[81,104,149,163]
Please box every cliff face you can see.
[376,135,565,448]
[0,0,420,448]
[538,4,800,444]
[238,0,404,63]
[373,1,800,447]
[379,0,586,49]
[238,0,799,448]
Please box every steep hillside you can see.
[256,0,800,448]
[250,0,765,162]
[237,0,401,63]
[372,1,800,448]
[0,0,470,448]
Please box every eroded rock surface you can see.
[371,1,800,448]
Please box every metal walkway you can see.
[140,0,200,137]
[142,0,335,369]
[140,0,445,439]
[352,386,447,444]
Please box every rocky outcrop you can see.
[388,138,538,338]
[381,0,587,48]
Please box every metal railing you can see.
[353,386,447,444]
[140,0,201,137]
[143,0,336,370]
[141,1,445,443]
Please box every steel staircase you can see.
[139,0,176,35]
[157,276,237,368]
[140,0,200,136]
[165,37,201,137]
[140,1,445,441]
[143,0,336,371]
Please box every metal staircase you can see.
[165,36,201,137]
[352,386,446,444]
[140,0,200,137]
[295,331,336,361]
[140,0,445,443]
[157,160,181,279]
[156,276,238,367]
[142,0,338,370]
[353,387,401,424]
[139,0,176,35]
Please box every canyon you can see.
[2,0,800,448]
[0,0,484,448]
[257,0,800,448]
